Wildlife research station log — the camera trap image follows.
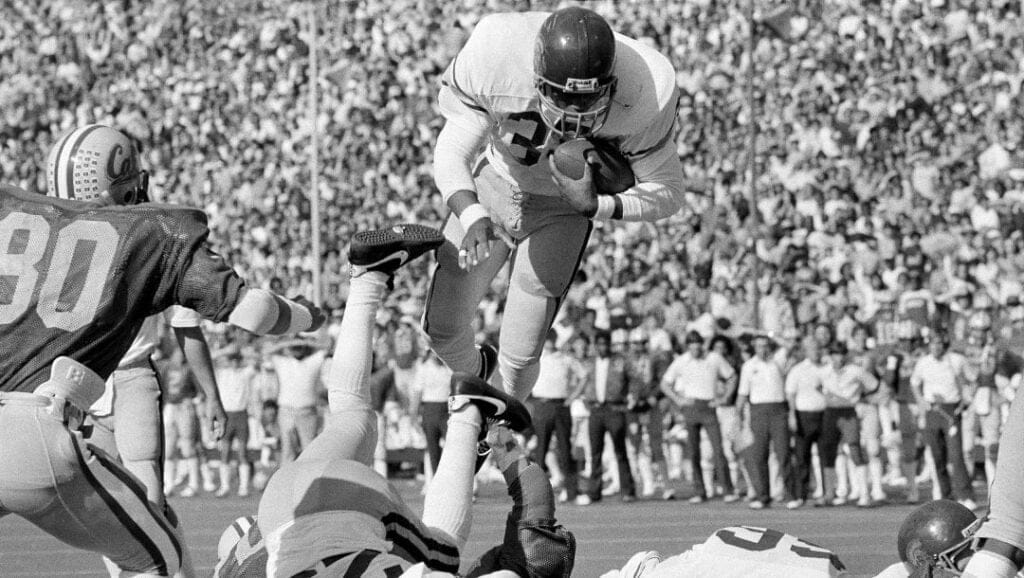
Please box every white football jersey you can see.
[439,12,685,220]
[90,306,201,415]
[615,527,847,578]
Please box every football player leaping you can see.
[425,6,695,401]
[0,124,325,577]
[215,226,575,577]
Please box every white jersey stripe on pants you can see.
[73,435,183,575]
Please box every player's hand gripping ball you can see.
[551,138,635,195]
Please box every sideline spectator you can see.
[531,329,582,503]
[267,338,329,463]
[737,334,792,510]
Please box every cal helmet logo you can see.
[564,77,599,93]
[106,143,134,182]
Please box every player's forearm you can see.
[501,459,556,523]
[173,326,223,407]
[599,148,688,222]
[227,288,317,335]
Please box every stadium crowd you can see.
[3,0,1024,509]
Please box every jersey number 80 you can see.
[0,212,118,332]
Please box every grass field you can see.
[0,476,951,577]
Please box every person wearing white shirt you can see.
[737,335,791,510]
[784,337,829,509]
[215,347,258,497]
[820,342,879,508]
[267,340,329,464]
[910,336,976,508]
[532,330,582,503]
[86,306,224,507]
[413,351,455,480]
[661,331,737,503]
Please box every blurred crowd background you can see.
[3,0,1024,505]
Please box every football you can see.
[552,138,635,195]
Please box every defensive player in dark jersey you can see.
[0,124,324,577]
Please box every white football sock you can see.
[327,273,387,413]
[422,404,482,549]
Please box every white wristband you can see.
[458,203,489,231]
[593,195,616,220]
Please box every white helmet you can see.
[46,124,148,204]
[216,515,256,562]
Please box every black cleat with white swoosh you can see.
[350,224,444,283]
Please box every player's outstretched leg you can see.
[310,225,443,466]
[422,373,532,549]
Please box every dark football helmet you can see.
[533,7,616,139]
[898,500,982,571]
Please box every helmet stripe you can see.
[55,126,89,199]
[63,125,103,201]
[51,128,80,199]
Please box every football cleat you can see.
[448,372,532,433]
[349,224,444,285]
[476,343,499,382]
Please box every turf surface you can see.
[0,477,948,577]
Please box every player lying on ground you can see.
[875,499,1024,577]
[214,225,575,577]
[600,526,846,577]
[0,124,324,577]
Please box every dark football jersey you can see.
[0,185,246,392]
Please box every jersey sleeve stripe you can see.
[268,293,293,334]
